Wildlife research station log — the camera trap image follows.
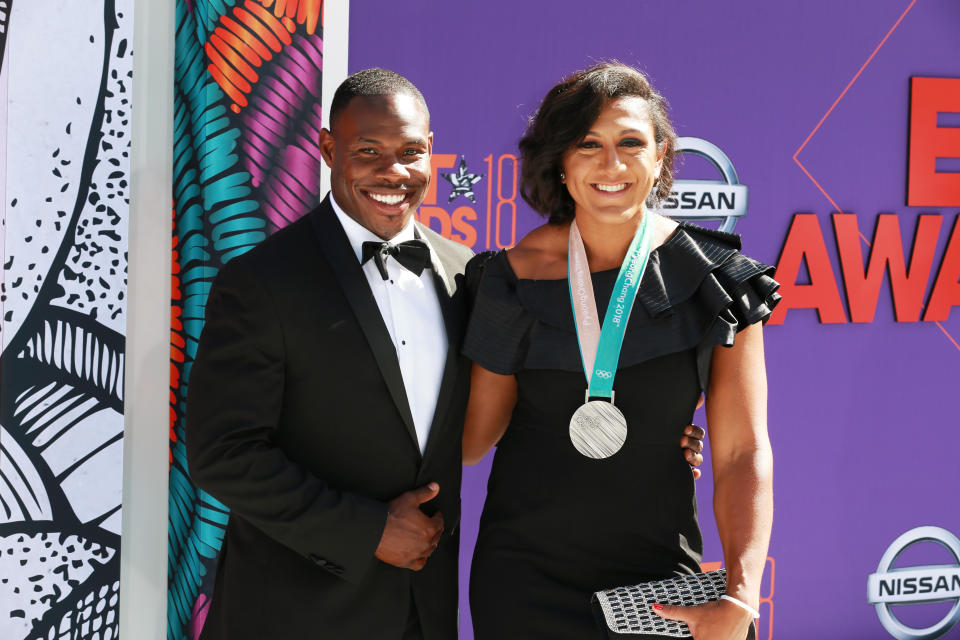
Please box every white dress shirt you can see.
[330,196,447,455]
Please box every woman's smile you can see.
[561,96,664,224]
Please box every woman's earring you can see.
[560,171,565,183]
[647,179,661,209]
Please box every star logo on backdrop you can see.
[441,156,483,203]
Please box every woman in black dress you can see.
[462,63,778,639]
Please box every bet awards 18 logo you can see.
[418,153,520,251]
[770,76,960,325]
[868,526,960,640]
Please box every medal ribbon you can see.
[567,214,653,400]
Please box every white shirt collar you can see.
[329,193,417,262]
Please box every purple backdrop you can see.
[351,2,960,638]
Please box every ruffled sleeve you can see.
[696,255,780,350]
[678,224,781,392]
[463,251,535,375]
[712,252,781,332]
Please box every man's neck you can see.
[329,193,417,262]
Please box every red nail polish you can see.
[653,604,664,610]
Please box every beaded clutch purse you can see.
[591,569,756,639]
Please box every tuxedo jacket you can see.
[186,196,474,639]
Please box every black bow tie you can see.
[361,239,431,280]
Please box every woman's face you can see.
[561,96,664,225]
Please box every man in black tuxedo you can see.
[187,68,707,640]
[187,69,473,639]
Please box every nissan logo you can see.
[868,526,960,640]
[656,136,748,233]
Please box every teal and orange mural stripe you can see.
[169,1,325,637]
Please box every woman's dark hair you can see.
[519,62,677,224]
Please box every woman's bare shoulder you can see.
[652,213,680,248]
[506,222,569,280]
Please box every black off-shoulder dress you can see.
[463,222,780,640]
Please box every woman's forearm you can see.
[462,362,517,465]
[713,444,773,609]
[705,321,773,610]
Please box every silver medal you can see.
[569,400,627,459]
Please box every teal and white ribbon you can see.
[567,214,653,400]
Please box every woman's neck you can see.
[574,210,650,272]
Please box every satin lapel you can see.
[309,199,418,449]
[419,223,467,466]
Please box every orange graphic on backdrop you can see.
[205,0,324,113]
[269,0,323,33]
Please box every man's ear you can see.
[319,128,335,168]
[427,131,434,154]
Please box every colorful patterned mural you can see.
[1,1,133,638]
[168,2,325,638]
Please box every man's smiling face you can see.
[320,93,433,240]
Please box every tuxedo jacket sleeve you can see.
[186,253,388,584]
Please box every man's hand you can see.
[375,483,444,571]
[682,424,706,479]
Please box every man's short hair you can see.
[329,68,429,129]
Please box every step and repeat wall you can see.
[348,1,959,639]
[1,1,133,639]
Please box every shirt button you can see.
[401,340,406,345]
[390,279,394,284]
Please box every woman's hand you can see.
[652,600,753,639]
